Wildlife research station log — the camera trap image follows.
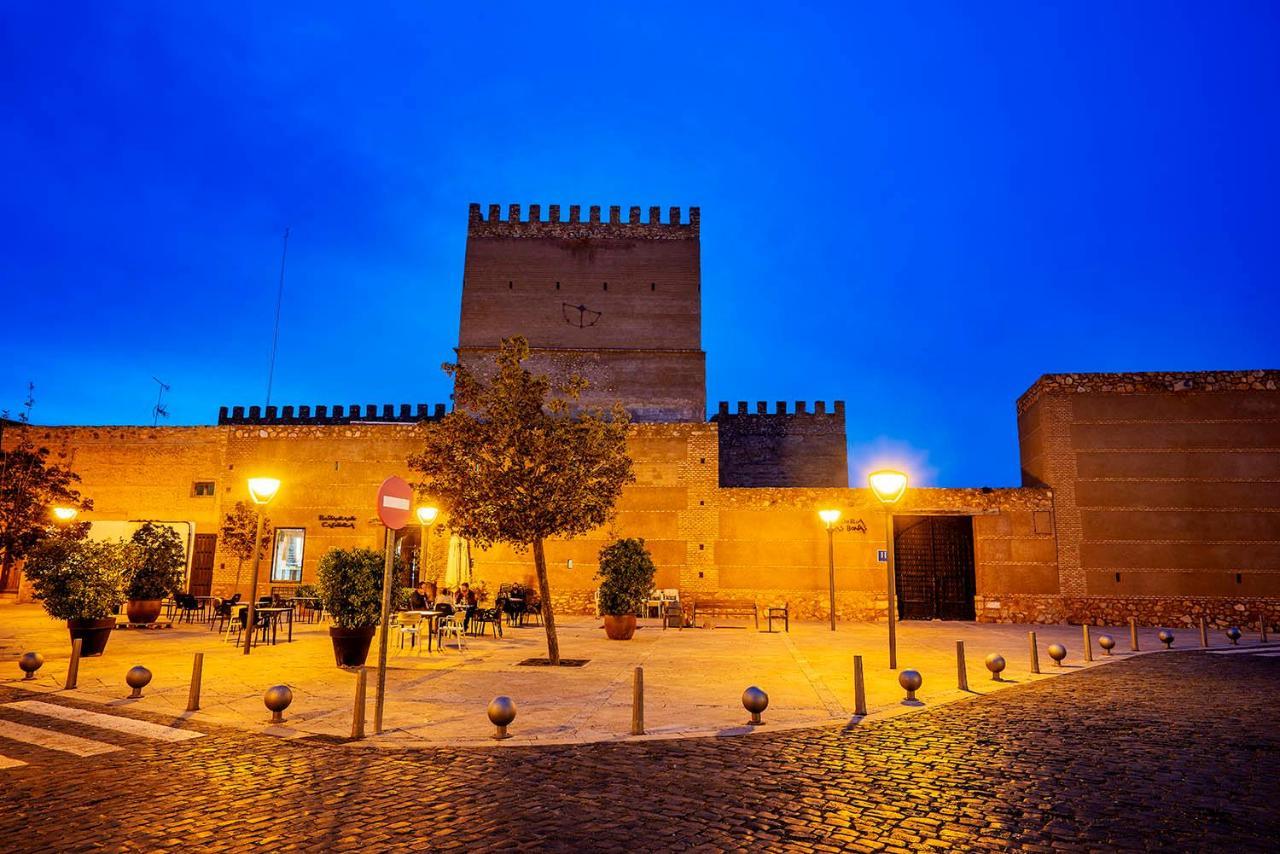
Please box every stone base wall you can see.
[548,589,887,622]
[977,594,1280,630]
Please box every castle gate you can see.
[893,516,976,621]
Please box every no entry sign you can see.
[376,476,413,529]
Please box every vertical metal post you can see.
[884,512,898,670]
[64,638,82,690]
[956,640,969,691]
[186,652,204,712]
[242,507,266,655]
[1199,617,1208,648]
[1262,618,1269,644]
[1129,618,1139,652]
[351,666,367,740]
[1028,631,1040,674]
[853,655,868,716]
[374,526,395,734]
[418,522,429,590]
[826,525,836,632]
[631,667,645,736]
[1083,625,1093,662]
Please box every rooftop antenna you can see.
[151,377,171,426]
[265,227,290,408]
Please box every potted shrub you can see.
[124,522,187,624]
[22,537,131,656]
[596,538,656,640]
[317,547,385,667]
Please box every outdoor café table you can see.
[254,606,294,645]
[287,597,321,623]
[400,610,445,652]
[193,595,218,621]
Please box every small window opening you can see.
[650,282,656,291]
[508,281,513,290]
[603,282,608,291]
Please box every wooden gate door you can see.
[893,516,976,620]
[189,534,217,597]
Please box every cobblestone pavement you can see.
[1,651,1277,852]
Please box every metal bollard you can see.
[853,655,868,716]
[1130,617,1140,652]
[1199,617,1208,648]
[64,638,82,690]
[631,666,645,736]
[1028,631,1041,674]
[898,669,923,703]
[350,666,367,740]
[1226,627,1241,645]
[264,685,293,724]
[488,696,516,739]
[742,686,768,725]
[985,654,1007,682]
[956,641,969,691]
[1098,635,1116,656]
[1047,643,1067,666]
[1158,629,1175,649]
[125,666,152,699]
[186,652,204,712]
[1263,619,1270,644]
[1083,625,1093,662]
[19,652,43,680]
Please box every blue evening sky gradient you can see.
[2,3,1277,487]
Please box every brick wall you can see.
[712,400,849,487]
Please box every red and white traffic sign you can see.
[376,476,414,530]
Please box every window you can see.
[271,528,306,582]
[193,481,215,496]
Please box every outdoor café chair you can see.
[436,614,467,653]
[394,613,424,654]
[471,605,503,638]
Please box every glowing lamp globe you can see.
[247,477,281,505]
[52,507,79,522]
[818,509,841,527]
[416,506,439,525]
[868,470,909,505]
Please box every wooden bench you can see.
[691,598,758,629]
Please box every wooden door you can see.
[189,534,217,597]
[893,516,976,621]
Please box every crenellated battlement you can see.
[217,403,448,426]
[468,203,699,240]
[711,400,846,418]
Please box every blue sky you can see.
[2,3,1277,486]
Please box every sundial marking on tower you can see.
[562,302,602,328]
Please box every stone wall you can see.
[711,400,849,488]
[976,593,1280,630]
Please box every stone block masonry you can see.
[712,400,848,487]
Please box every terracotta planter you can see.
[603,614,637,640]
[67,618,116,657]
[329,626,376,667]
[126,599,162,624]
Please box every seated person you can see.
[409,582,431,610]
[455,582,478,628]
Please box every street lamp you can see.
[818,509,841,631]
[51,507,79,522]
[868,469,908,669]
[243,477,281,656]
[415,506,438,590]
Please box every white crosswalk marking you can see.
[0,754,27,770]
[1207,647,1266,655]
[3,701,205,742]
[0,720,120,756]
[1255,652,1280,658]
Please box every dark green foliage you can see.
[316,548,386,630]
[596,538,656,616]
[23,537,131,620]
[126,522,187,600]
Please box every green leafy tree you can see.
[596,538,657,617]
[22,537,133,621]
[408,336,634,665]
[0,385,92,591]
[220,501,270,593]
[316,547,386,630]
[126,522,188,600]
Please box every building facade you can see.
[3,204,1277,628]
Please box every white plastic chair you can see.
[394,613,423,655]
[436,614,467,653]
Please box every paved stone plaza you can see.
[0,651,1276,851]
[0,604,1236,745]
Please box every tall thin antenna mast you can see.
[151,377,171,426]
[265,227,290,407]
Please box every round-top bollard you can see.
[1158,629,1175,649]
[264,685,293,724]
[1098,634,1116,656]
[125,665,152,699]
[898,669,923,702]
[742,686,769,726]
[1226,627,1242,645]
[984,653,1007,682]
[488,696,516,740]
[19,652,44,680]
[1047,644,1067,667]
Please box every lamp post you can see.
[51,507,79,523]
[415,506,438,589]
[818,509,841,631]
[243,477,281,656]
[869,469,908,670]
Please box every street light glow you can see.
[416,506,439,525]
[51,507,79,522]
[818,509,841,526]
[868,469,908,504]
[247,477,282,505]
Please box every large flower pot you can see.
[67,618,116,657]
[126,599,163,624]
[603,614,637,640]
[329,626,377,667]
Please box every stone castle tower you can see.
[458,203,706,422]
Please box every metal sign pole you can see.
[374,526,395,734]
